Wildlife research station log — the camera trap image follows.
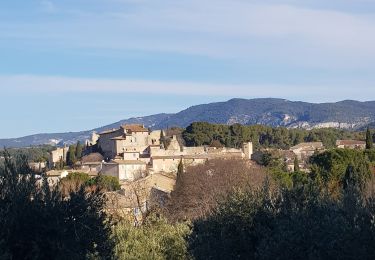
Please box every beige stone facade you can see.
[49,146,69,167]
[151,156,208,173]
[97,124,155,159]
[101,160,147,181]
[290,142,324,161]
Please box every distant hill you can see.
[0,114,171,148]
[154,98,375,130]
[1,98,375,148]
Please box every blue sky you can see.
[1,0,375,138]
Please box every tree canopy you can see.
[182,122,365,150]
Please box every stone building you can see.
[290,142,324,161]
[58,124,255,182]
[97,124,156,160]
[49,146,69,168]
[101,160,147,181]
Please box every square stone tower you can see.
[242,142,253,160]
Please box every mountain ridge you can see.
[1,98,375,148]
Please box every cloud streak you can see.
[2,1,375,68]
[1,74,374,102]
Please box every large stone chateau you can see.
[50,124,253,182]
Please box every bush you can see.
[0,151,113,259]
[113,214,191,260]
[365,148,375,162]
[60,172,91,195]
[87,175,121,191]
[189,182,375,260]
[310,149,372,195]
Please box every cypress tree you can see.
[160,130,168,149]
[76,141,83,160]
[67,145,76,167]
[366,127,373,149]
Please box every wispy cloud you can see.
[1,74,374,102]
[2,1,375,68]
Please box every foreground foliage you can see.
[2,145,375,259]
[0,151,113,259]
[113,214,191,260]
[189,181,375,260]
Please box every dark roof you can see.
[99,128,118,135]
[81,153,104,163]
[111,136,126,140]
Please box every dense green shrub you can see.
[0,151,113,259]
[310,149,372,194]
[189,182,375,260]
[86,175,121,191]
[113,214,191,260]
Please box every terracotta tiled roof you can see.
[121,124,149,132]
[336,140,366,146]
[290,142,324,150]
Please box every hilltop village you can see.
[49,124,253,182]
[44,123,371,201]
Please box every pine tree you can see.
[294,157,300,172]
[366,127,373,149]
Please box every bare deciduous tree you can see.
[166,158,268,221]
